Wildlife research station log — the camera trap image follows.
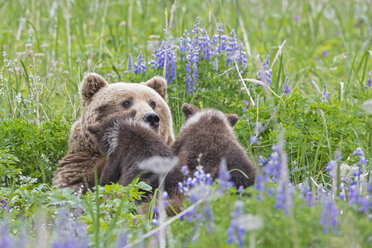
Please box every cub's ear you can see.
[145,76,167,101]
[226,114,239,127]
[181,103,198,121]
[80,73,108,102]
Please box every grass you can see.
[0,0,372,247]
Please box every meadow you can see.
[0,0,371,247]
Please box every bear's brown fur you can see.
[52,73,174,191]
[172,103,256,188]
[87,110,181,189]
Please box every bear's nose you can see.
[143,113,160,129]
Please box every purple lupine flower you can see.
[225,31,247,72]
[261,145,283,182]
[320,195,340,234]
[225,30,238,67]
[150,40,176,83]
[274,142,293,215]
[353,147,367,167]
[367,79,372,88]
[52,208,88,248]
[275,180,294,215]
[116,232,128,248]
[325,160,337,178]
[151,206,159,226]
[282,83,291,96]
[297,182,313,207]
[0,225,14,248]
[213,57,218,71]
[125,54,133,74]
[218,158,234,192]
[134,51,146,74]
[191,17,200,37]
[185,42,198,94]
[227,202,263,247]
[179,30,190,61]
[367,72,372,88]
[181,165,189,176]
[227,201,246,247]
[257,54,272,85]
[320,81,330,103]
[211,24,226,55]
[258,156,267,166]
[0,199,7,211]
[238,186,244,194]
[358,197,370,214]
[249,136,257,144]
[199,28,211,61]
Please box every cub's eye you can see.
[149,101,156,109]
[122,99,133,109]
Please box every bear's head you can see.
[181,103,239,128]
[73,73,174,155]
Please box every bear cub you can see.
[172,103,256,188]
[87,110,182,191]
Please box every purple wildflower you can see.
[320,195,340,234]
[282,83,291,97]
[297,182,313,207]
[211,24,226,55]
[0,224,16,248]
[52,208,88,248]
[134,51,146,74]
[0,199,7,211]
[227,201,246,247]
[257,54,272,85]
[325,160,337,178]
[320,81,330,103]
[293,16,300,22]
[151,40,176,83]
[274,143,293,215]
[125,54,133,74]
[249,136,257,144]
[213,57,218,71]
[322,51,328,57]
[218,158,234,192]
[151,206,159,226]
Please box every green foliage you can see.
[0,0,371,247]
[0,118,71,185]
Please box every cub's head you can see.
[81,73,174,145]
[87,110,137,156]
[181,103,239,130]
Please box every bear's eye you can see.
[122,99,133,109]
[149,101,156,109]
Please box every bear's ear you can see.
[145,76,167,101]
[80,73,108,102]
[226,114,239,127]
[181,103,198,121]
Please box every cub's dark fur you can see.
[172,103,256,188]
[87,110,182,192]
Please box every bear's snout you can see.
[143,113,160,129]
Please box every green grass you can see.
[0,0,372,247]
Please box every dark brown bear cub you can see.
[87,110,180,189]
[87,111,184,195]
[172,103,256,188]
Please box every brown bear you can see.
[172,103,256,188]
[52,73,174,191]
